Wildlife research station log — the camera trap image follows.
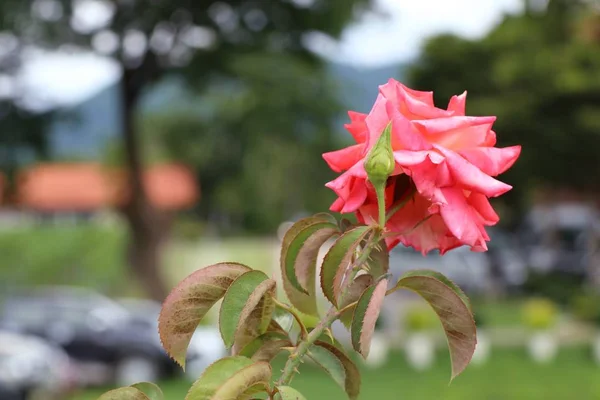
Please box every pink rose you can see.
[323,79,521,254]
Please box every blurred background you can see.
[0,0,599,399]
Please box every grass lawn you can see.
[72,347,600,400]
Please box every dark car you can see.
[117,298,226,383]
[0,287,177,386]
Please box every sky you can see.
[20,0,523,107]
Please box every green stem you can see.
[375,184,386,228]
[275,307,340,386]
[276,231,381,387]
[272,297,309,340]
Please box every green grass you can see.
[72,347,600,400]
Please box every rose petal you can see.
[365,94,391,149]
[413,116,496,150]
[345,111,368,144]
[439,187,487,250]
[379,79,435,107]
[387,102,432,151]
[467,192,499,226]
[434,145,513,198]
[447,91,467,116]
[322,144,365,173]
[459,146,521,176]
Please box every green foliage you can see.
[275,386,308,400]
[351,279,388,358]
[409,0,600,201]
[102,216,477,399]
[280,215,340,317]
[219,270,275,349]
[308,342,361,400]
[129,383,164,400]
[159,262,251,367]
[237,332,292,363]
[320,226,373,307]
[339,275,374,329]
[0,225,128,293]
[522,298,559,330]
[570,292,600,325]
[97,382,163,400]
[391,270,477,380]
[185,357,271,400]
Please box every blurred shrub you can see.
[570,292,600,326]
[523,271,585,306]
[522,298,559,330]
[0,225,131,295]
[405,304,438,332]
[172,219,206,241]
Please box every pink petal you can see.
[447,91,467,116]
[467,192,499,225]
[379,79,435,107]
[322,144,365,173]
[386,102,432,151]
[483,130,497,147]
[344,111,368,144]
[413,116,496,150]
[439,187,487,249]
[330,197,345,212]
[434,145,513,197]
[393,150,434,166]
[365,94,391,149]
[385,194,461,254]
[459,146,521,176]
[341,179,368,213]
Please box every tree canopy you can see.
[409,0,600,204]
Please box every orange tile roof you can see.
[16,163,199,212]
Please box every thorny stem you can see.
[275,230,382,387]
[272,297,309,340]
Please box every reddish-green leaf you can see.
[97,388,150,400]
[97,383,163,400]
[237,331,292,362]
[392,270,476,380]
[351,278,388,358]
[186,356,270,400]
[211,362,271,400]
[219,270,276,348]
[338,275,374,329]
[368,240,389,279]
[129,383,163,400]
[159,262,251,368]
[308,341,361,400]
[281,216,338,316]
[320,226,373,307]
[275,386,308,400]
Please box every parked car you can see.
[0,287,223,386]
[117,298,226,382]
[0,330,72,400]
[389,228,527,294]
[522,203,599,276]
[389,245,492,294]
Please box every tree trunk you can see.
[120,67,169,301]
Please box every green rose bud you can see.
[364,122,395,187]
[364,122,395,228]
